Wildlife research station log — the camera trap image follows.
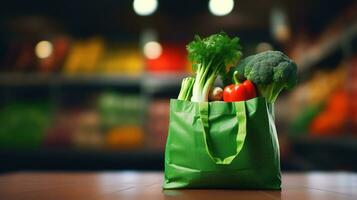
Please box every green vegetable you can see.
[98,92,143,127]
[0,102,53,149]
[227,51,297,103]
[187,32,242,102]
[289,103,324,136]
[177,77,195,101]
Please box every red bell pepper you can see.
[223,71,257,102]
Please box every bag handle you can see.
[198,102,247,165]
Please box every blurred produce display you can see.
[0,103,53,149]
[0,92,149,150]
[63,38,145,75]
[98,92,144,127]
[288,56,356,137]
[351,57,357,134]
[146,44,188,73]
[0,0,356,174]
[147,99,170,149]
[309,89,349,135]
[106,126,144,150]
[1,36,189,76]
[98,92,145,149]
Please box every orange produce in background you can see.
[106,126,144,149]
[63,37,105,74]
[309,89,349,135]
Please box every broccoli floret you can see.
[226,51,297,103]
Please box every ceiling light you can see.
[209,0,234,16]
[133,0,158,16]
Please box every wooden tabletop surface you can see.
[0,172,356,200]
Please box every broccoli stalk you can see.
[187,32,242,102]
[257,84,284,104]
[228,51,297,103]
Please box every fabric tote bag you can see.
[163,97,281,189]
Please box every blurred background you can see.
[0,0,356,172]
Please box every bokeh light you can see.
[256,42,273,53]
[35,40,53,59]
[133,0,158,16]
[143,41,162,59]
[208,0,234,16]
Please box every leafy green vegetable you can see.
[187,32,242,102]
[227,51,297,103]
[178,77,195,101]
[0,102,53,149]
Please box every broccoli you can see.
[226,51,297,103]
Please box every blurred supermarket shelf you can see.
[142,73,189,93]
[291,136,357,171]
[0,73,139,86]
[293,136,357,151]
[295,19,357,73]
[0,72,190,92]
[1,136,357,172]
[0,149,164,172]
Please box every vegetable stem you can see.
[233,71,240,84]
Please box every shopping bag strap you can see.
[198,102,247,165]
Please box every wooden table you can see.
[0,172,356,200]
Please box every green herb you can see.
[186,32,242,102]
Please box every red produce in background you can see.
[146,44,188,73]
[309,89,349,135]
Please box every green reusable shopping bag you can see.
[163,97,281,189]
